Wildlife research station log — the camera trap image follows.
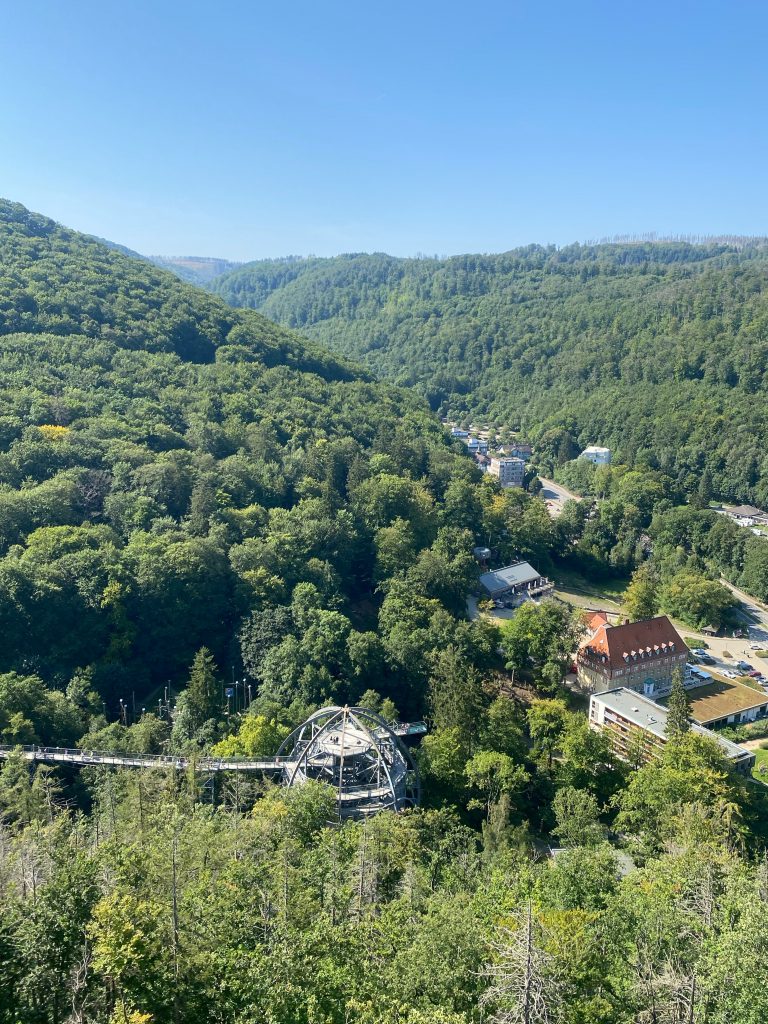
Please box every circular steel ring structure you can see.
[276,706,420,819]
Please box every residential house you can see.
[579,445,612,465]
[507,442,533,460]
[583,610,610,634]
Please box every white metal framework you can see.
[0,706,423,820]
[276,705,420,818]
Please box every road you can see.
[538,477,581,518]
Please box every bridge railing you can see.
[0,744,287,771]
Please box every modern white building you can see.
[580,445,612,465]
[489,456,526,487]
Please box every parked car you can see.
[750,642,763,650]
[691,648,709,657]
[749,669,762,677]
[722,670,739,679]
[736,661,753,673]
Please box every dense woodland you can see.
[212,244,768,505]
[2,202,768,1022]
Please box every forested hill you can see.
[0,199,491,707]
[212,243,768,504]
[149,254,242,285]
[0,200,354,378]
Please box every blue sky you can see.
[1,1,766,259]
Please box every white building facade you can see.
[580,446,612,465]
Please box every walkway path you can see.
[0,721,427,774]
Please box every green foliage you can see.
[211,712,290,757]
[552,786,605,847]
[500,601,582,690]
[659,570,736,628]
[623,561,660,620]
[0,201,494,733]
[212,243,768,506]
[615,731,748,855]
[665,667,691,741]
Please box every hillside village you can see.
[445,419,768,786]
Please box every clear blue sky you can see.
[2,1,767,260]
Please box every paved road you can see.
[538,477,581,518]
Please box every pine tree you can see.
[665,667,691,741]
[186,647,221,731]
[482,901,564,1024]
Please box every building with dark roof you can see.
[479,561,554,604]
[577,615,688,698]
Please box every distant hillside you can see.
[212,243,768,504]
[150,254,241,285]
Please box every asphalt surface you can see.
[538,477,581,518]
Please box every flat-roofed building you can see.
[580,445,612,465]
[589,687,755,774]
[479,561,554,605]
[489,456,526,488]
[577,615,688,697]
[671,678,768,729]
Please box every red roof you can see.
[583,610,609,634]
[578,615,687,671]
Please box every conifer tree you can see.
[185,647,221,731]
[665,667,691,741]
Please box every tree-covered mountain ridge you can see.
[0,199,358,379]
[212,240,768,504]
[0,198,493,705]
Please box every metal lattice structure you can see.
[0,706,424,820]
[276,705,420,818]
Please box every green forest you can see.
[2,201,768,1022]
[211,244,768,505]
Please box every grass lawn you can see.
[552,567,628,611]
[752,746,768,783]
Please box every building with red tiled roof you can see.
[577,615,688,699]
[583,610,609,634]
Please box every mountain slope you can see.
[149,254,241,285]
[0,201,484,706]
[0,200,364,377]
[212,244,768,503]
